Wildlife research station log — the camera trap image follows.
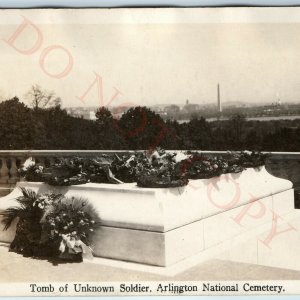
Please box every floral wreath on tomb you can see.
[18,148,268,188]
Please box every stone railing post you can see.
[19,157,27,181]
[0,158,9,184]
[8,157,19,184]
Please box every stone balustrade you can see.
[0,150,299,189]
[0,150,132,187]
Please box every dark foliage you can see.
[0,98,299,151]
[0,188,62,257]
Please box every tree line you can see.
[0,96,299,151]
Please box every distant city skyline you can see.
[2,10,300,108]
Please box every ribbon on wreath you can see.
[59,233,93,260]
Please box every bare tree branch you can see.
[25,85,62,110]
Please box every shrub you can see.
[1,188,100,262]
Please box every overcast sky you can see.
[1,8,300,108]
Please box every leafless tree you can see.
[25,85,61,110]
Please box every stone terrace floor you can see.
[1,244,300,282]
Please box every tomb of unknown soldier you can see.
[0,150,299,275]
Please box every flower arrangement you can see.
[1,188,100,261]
[226,150,268,168]
[19,157,45,182]
[134,149,188,188]
[40,157,89,186]
[42,196,99,260]
[110,154,139,183]
[18,150,268,188]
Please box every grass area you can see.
[295,189,300,209]
[265,159,300,209]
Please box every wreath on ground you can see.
[0,188,100,262]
